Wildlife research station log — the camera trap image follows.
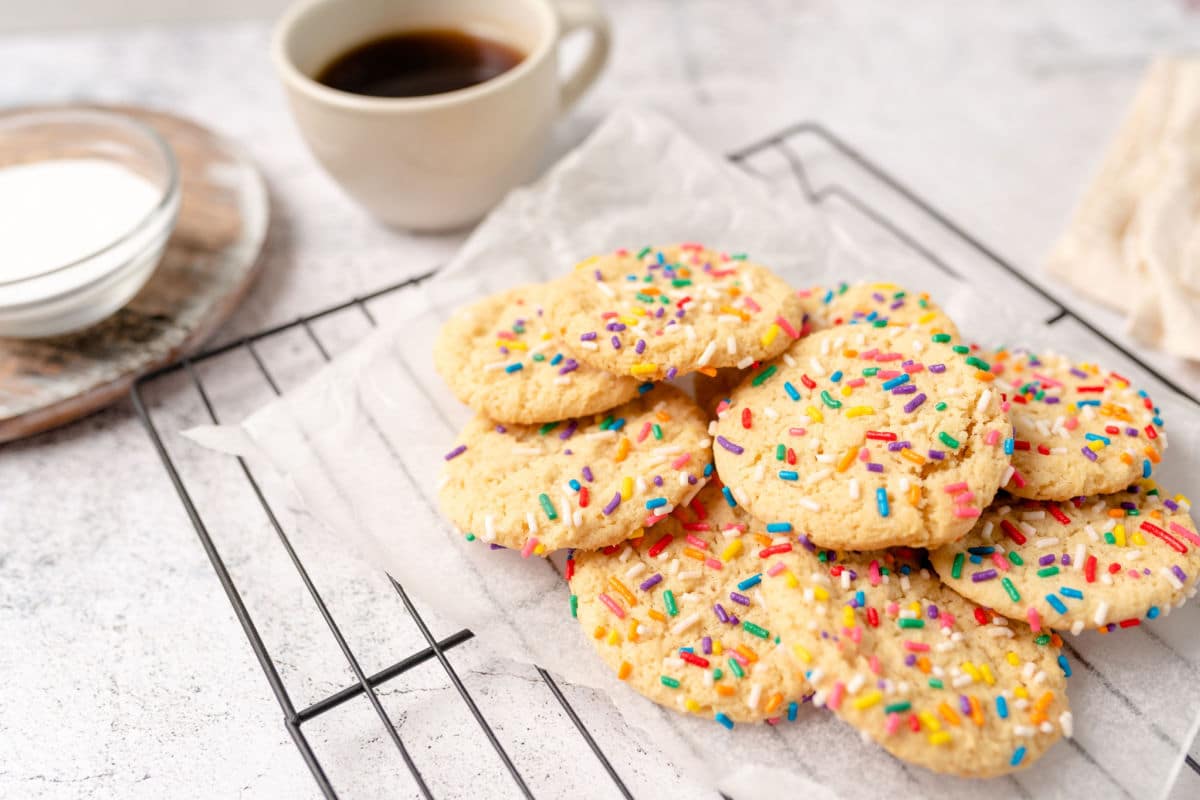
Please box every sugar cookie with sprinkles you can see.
[713,327,1011,550]
[931,488,1199,634]
[551,244,806,382]
[819,281,960,338]
[439,385,713,554]
[762,546,1071,777]
[986,348,1166,500]
[434,282,642,424]
[569,482,808,724]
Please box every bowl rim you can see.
[0,107,180,292]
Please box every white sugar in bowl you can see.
[0,109,180,338]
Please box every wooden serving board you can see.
[0,105,269,442]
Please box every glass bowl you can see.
[0,108,181,338]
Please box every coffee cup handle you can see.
[554,0,611,111]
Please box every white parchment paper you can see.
[186,109,1200,799]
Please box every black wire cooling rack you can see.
[132,122,1200,799]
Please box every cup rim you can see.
[271,0,558,112]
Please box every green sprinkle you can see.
[966,356,990,371]
[884,701,912,714]
[728,658,745,679]
[652,423,663,440]
[599,416,614,430]
[635,292,655,303]
[898,618,925,629]
[1008,551,1024,566]
[935,401,948,411]
[731,253,748,260]
[636,246,652,258]
[872,319,888,327]
[713,668,724,681]
[775,444,785,461]
[465,533,476,542]
[1103,532,1116,545]
[664,589,678,617]
[820,390,842,409]
[817,550,829,562]
[531,353,545,362]
[742,621,770,639]
[539,422,559,436]
[938,431,960,449]
[932,333,952,343]
[538,493,558,520]
[1002,577,1020,602]
[752,365,778,387]
[928,678,944,689]
[952,345,970,354]
[671,278,692,288]
[570,594,578,617]
[862,367,879,377]
[1037,566,1060,578]
[1034,634,1051,646]
[660,675,681,688]
[951,552,964,579]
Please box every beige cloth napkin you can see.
[1047,56,1200,360]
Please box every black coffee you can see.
[316,28,525,98]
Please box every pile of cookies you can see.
[433,244,1199,779]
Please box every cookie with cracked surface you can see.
[551,244,806,383]
[713,327,1011,550]
[986,348,1166,500]
[569,482,808,724]
[931,488,1199,634]
[439,384,712,554]
[819,281,960,338]
[433,282,642,424]
[761,546,1071,777]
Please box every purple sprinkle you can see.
[1081,446,1098,462]
[797,534,816,551]
[714,604,730,623]
[582,465,594,482]
[904,654,917,666]
[702,636,712,655]
[611,336,621,350]
[971,569,998,582]
[1125,427,1138,436]
[489,544,506,550]
[887,440,911,451]
[929,364,947,374]
[1142,568,1150,575]
[727,614,740,626]
[444,445,467,461]
[666,366,678,380]
[890,299,905,311]
[1165,499,1179,511]
[893,384,917,395]
[927,605,939,619]
[564,449,573,455]
[1038,554,1056,566]
[872,292,886,303]
[1172,565,1188,583]
[928,450,945,460]
[653,475,663,487]
[903,393,927,413]
[848,596,860,609]
[1061,554,1071,566]
[717,435,745,455]
[1121,501,1137,510]
[559,421,578,440]
[559,358,579,376]
[602,492,621,515]
[1070,367,1088,379]
[635,339,646,354]
[640,574,663,591]
[580,332,597,341]
[730,591,751,606]
[498,346,509,355]
[1044,396,1060,404]
[867,463,884,473]
[593,269,602,281]
[495,424,507,434]
[959,694,972,715]
[687,474,698,485]
[606,322,626,332]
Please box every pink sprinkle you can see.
[827,681,846,710]
[1064,417,1079,431]
[877,369,902,380]
[775,315,800,339]
[705,558,724,570]
[521,538,539,558]
[991,552,1010,571]
[671,453,692,469]
[644,513,668,526]
[1010,470,1027,488]
[723,523,748,533]
[885,713,902,735]
[903,362,925,374]
[886,602,899,617]
[789,427,807,436]
[1127,569,1141,579]
[616,247,630,255]
[869,655,881,675]
[859,448,871,462]
[876,352,903,362]
[1001,401,1012,413]
[729,650,750,667]
[868,560,882,586]
[637,422,652,443]
[941,612,956,628]
[954,491,977,503]
[1026,607,1041,632]
[985,430,1000,446]
[685,534,709,549]
[767,561,787,576]
[715,400,731,415]
[1032,371,1064,388]
[1170,522,1200,547]
[953,506,981,519]
[496,331,517,341]
[743,297,762,313]
[944,481,970,494]
[599,593,625,619]
[847,378,866,388]
[847,626,863,643]
[860,349,879,361]
[903,640,930,652]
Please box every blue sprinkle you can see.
[766,522,793,533]
[787,701,798,721]
[996,696,1009,719]
[969,554,983,564]
[638,382,654,394]
[1010,746,1026,767]
[1153,415,1164,426]
[703,463,714,477]
[645,497,667,510]
[737,574,762,591]
[550,353,563,366]
[569,479,581,492]
[1046,594,1067,614]
[875,488,890,518]
[714,712,734,730]
[1143,459,1152,478]
[722,486,737,507]
[505,362,523,373]
[855,590,865,608]
[610,418,626,432]
[967,546,996,555]
[778,470,799,481]
[784,381,800,401]
[881,374,910,391]
[1084,433,1111,445]
[1004,437,1015,456]
[1060,587,1083,600]
[1077,399,1101,407]
[1147,606,1160,619]
[1057,654,1071,678]
[830,370,843,383]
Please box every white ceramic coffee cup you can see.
[272,0,609,231]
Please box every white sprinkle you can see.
[1021,510,1045,520]
[596,282,615,298]
[578,341,599,351]
[726,335,737,355]
[1162,567,1185,590]
[560,494,573,527]
[1093,601,1109,626]
[848,478,860,500]
[809,357,826,376]
[697,341,717,366]
[1069,620,1084,636]
[1073,543,1086,571]
[747,683,763,711]
[670,612,701,635]
[975,389,992,415]
[685,324,697,342]
[798,498,822,512]
[736,356,755,369]
[783,353,796,367]
[1001,465,1015,486]
[525,511,537,534]
[806,469,832,485]
[484,515,497,542]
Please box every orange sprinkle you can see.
[969,695,985,726]
[608,576,637,606]
[1145,447,1161,464]
[656,410,673,422]
[917,656,931,674]
[753,533,773,547]
[765,693,784,714]
[1119,453,1134,465]
[614,437,631,463]
[716,685,736,697]
[842,349,859,358]
[973,370,995,382]
[735,645,759,663]
[901,449,926,466]
[627,620,640,643]
[647,609,667,622]
[617,661,632,680]
[837,446,858,472]
[908,485,922,506]
[938,702,961,726]
[593,625,607,639]
[1107,509,1126,519]
[682,546,707,561]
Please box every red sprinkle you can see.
[1108,562,1121,574]
[680,651,710,668]
[1141,521,1188,554]
[973,607,990,625]
[865,430,898,442]
[565,558,575,581]
[742,408,753,429]
[759,544,793,558]
[1013,440,1032,451]
[866,607,879,627]
[800,374,816,390]
[1084,555,1097,583]
[647,534,674,558]
[1145,425,1158,440]
[1001,520,1027,545]
[579,487,590,508]
[1047,505,1072,525]
[1118,618,1141,629]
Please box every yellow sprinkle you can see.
[614,437,631,463]
[961,662,981,681]
[1014,686,1029,700]
[813,586,829,601]
[929,731,952,746]
[901,449,926,466]
[499,340,528,351]
[917,311,937,325]
[918,711,941,732]
[540,332,553,340]
[839,384,853,397]
[842,605,857,628]
[852,690,882,710]
[761,323,780,347]
[1087,440,1105,452]
[1113,523,1126,547]
[979,663,995,686]
[908,601,921,616]
[845,406,874,418]
[606,629,621,645]
[684,698,701,713]
[806,406,824,423]
[712,640,724,655]
[617,661,632,680]
[630,362,659,377]
[574,256,598,270]
[1006,651,1020,667]
[621,476,634,500]
[784,571,799,589]
[791,644,813,664]
[534,544,547,556]
[1131,531,1147,547]
[721,539,743,562]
